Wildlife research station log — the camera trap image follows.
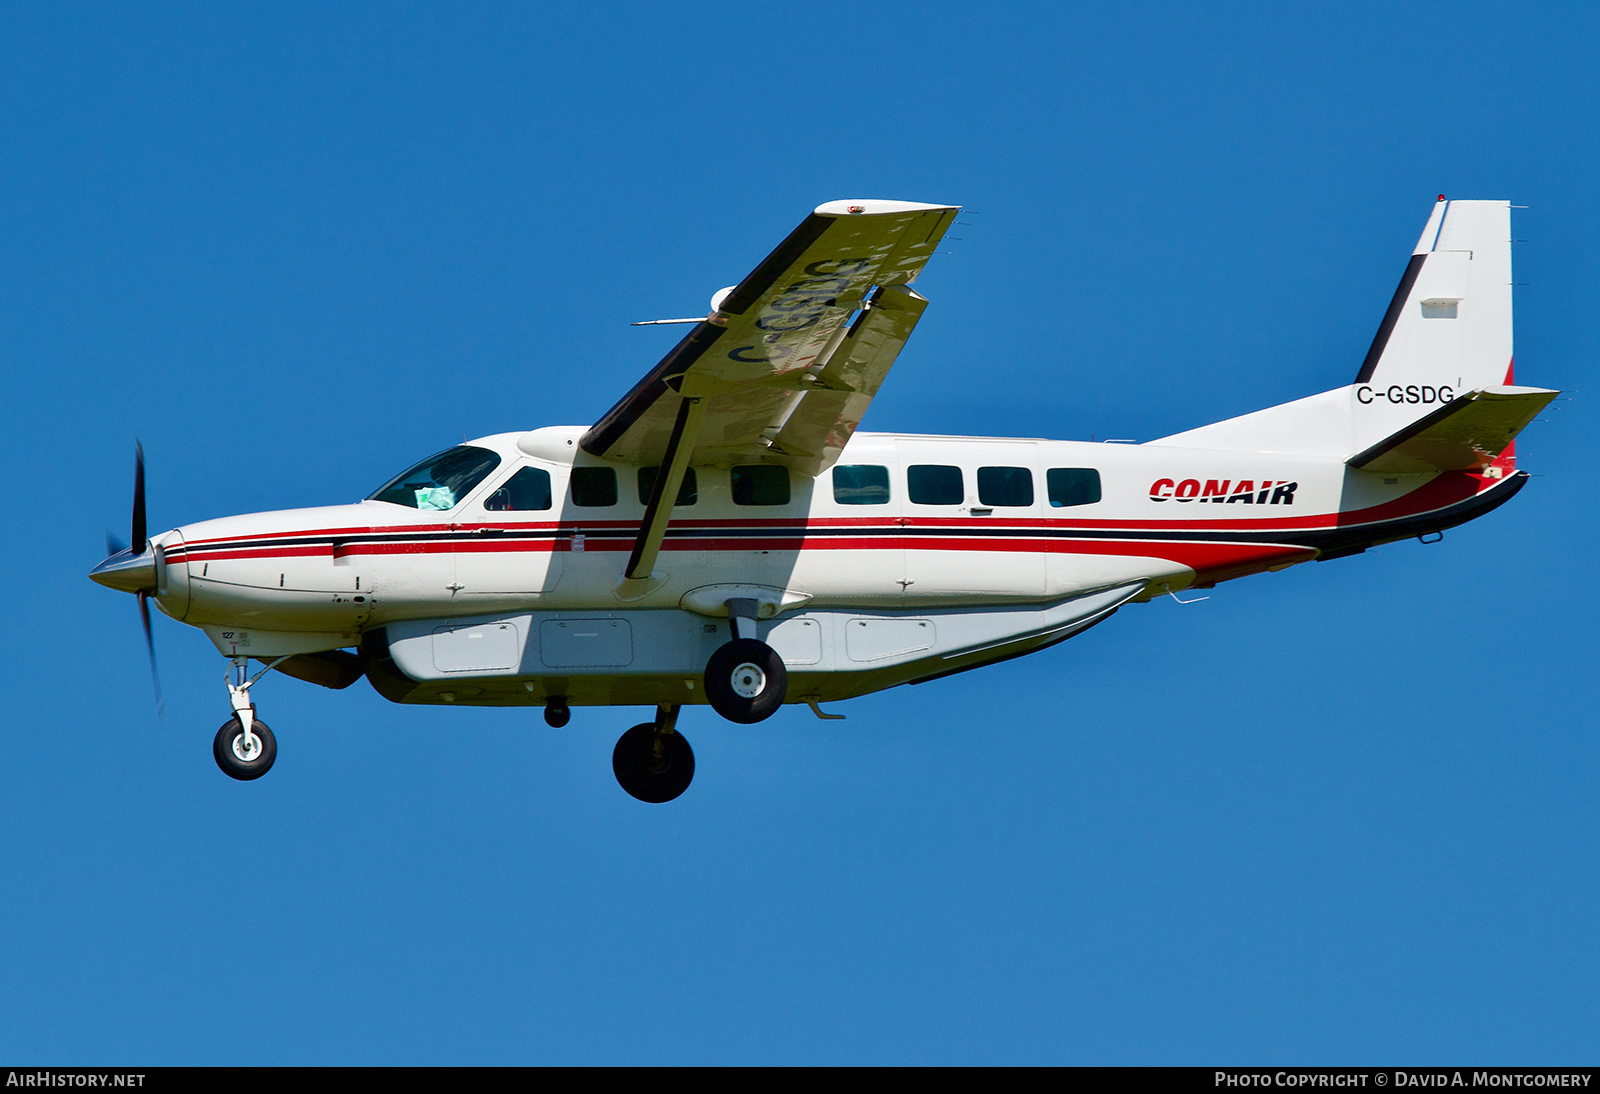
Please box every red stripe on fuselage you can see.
[173,474,1496,567]
[176,536,1313,584]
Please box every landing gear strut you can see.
[703,597,787,724]
[213,655,283,781]
[612,705,694,803]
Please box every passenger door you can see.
[900,440,1046,604]
[453,463,565,602]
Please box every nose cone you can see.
[89,548,157,594]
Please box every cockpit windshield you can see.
[368,446,502,511]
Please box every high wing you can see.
[580,199,959,477]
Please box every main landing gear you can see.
[607,600,788,803]
[606,602,790,802]
[703,597,787,724]
[213,655,282,781]
[612,705,694,803]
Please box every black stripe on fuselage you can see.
[179,529,564,555]
[1295,469,1525,553]
[175,473,1523,561]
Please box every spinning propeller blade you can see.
[139,590,164,715]
[132,441,147,556]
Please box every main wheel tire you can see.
[611,722,694,803]
[213,716,277,781]
[703,638,787,724]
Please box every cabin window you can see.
[978,466,1034,507]
[1046,467,1102,507]
[483,467,553,511]
[637,466,698,506]
[731,465,790,506]
[833,464,890,505]
[369,446,502,511]
[907,464,963,505]
[570,467,618,507]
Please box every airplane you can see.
[90,196,1557,802]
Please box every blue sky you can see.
[2,2,1596,1063]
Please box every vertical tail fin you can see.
[1351,197,1514,452]
[1150,198,1519,460]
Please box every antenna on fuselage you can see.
[1160,582,1210,605]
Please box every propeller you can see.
[132,441,147,556]
[132,442,160,712]
[91,442,162,713]
[139,588,163,714]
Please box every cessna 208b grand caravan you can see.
[91,197,1555,801]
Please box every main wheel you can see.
[612,722,694,803]
[704,638,787,724]
[213,716,277,781]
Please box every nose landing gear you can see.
[213,655,285,781]
[612,704,694,803]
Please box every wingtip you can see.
[814,199,959,217]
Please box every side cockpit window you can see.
[369,446,502,511]
[483,467,553,511]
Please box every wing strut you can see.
[616,395,705,599]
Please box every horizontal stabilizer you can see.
[1347,386,1558,473]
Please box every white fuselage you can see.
[146,426,1518,707]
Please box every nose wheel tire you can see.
[213,716,277,781]
[704,638,787,724]
[612,722,694,803]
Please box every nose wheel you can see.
[612,706,694,803]
[214,715,277,780]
